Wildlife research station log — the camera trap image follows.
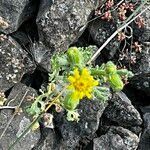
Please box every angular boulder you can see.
[0,83,40,150]
[0,0,38,33]
[138,113,150,150]
[36,0,98,52]
[103,92,142,127]
[93,126,139,150]
[0,36,35,92]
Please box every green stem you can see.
[117,69,134,77]
[8,86,67,150]
[90,68,106,76]
[8,114,42,150]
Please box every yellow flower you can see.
[68,68,99,100]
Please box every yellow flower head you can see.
[68,68,98,100]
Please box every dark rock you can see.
[0,36,36,92]
[103,92,142,127]
[30,42,52,72]
[128,126,142,136]
[116,91,132,104]
[141,105,150,114]
[77,133,98,150]
[138,113,150,150]
[36,99,107,150]
[129,73,150,97]
[0,83,40,150]
[88,19,120,59]
[133,7,150,43]
[36,0,97,52]
[10,19,39,48]
[32,129,61,150]
[131,42,150,74]
[0,0,38,34]
[93,126,139,150]
[71,28,95,48]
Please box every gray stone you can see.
[0,83,40,150]
[133,7,150,43]
[88,19,120,59]
[56,99,107,149]
[33,129,63,150]
[129,73,150,97]
[36,0,98,52]
[141,106,150,114]
[104,92,142,127]
[131,42,150,74]
[138,113,150,150]
[0,0,38,34]
[0,36,36,92]
[35,99,107,150]
[30,42,52,72]
[93,126,139,150]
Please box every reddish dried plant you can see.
[118,3,127,21]
[132,42,142,53]
[117,32,126,41]
[101,10,112,21]
[105,0,114,9]
[135,16,145,28]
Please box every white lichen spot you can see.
[85,122,88,129]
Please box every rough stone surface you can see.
[36,0,97,52]
[93,126,139,150]
[129,73,150,97]
[133,7,150,43]
[34,99,108,150]
[0,0,38,34]
[56,99,107,149]
[103,92,142,127]
[33,128,63,150]
[29,42,52,72]
[131,42,150,74]
[0,36,36,92]
[0,83,40,150]
[88,19,120,59]
[138,113,150,150]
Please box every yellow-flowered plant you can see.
[68,68,98,100]
[27,46,133,123]
[8,46,134,150]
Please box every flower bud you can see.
[105,61,117,74]
[67,47,83,67]
[108,73,124,91]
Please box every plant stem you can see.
[8,85,67,150]
[0,90,29,140]
[0,106,16,109]
[87,1,149,64]
[45,85,67,112]
[8,114,42,150]
[90,68,106,76]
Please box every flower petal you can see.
[68,76,75,83]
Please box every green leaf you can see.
[63,92,80,110]
[117,69,134,78]
[26,102,41,116]
[105,61,117,74]
[94,87,110,102]
[67,47,84,68]
[26,95,46,116]
[78,46,97,64]
[108,73,124,92]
